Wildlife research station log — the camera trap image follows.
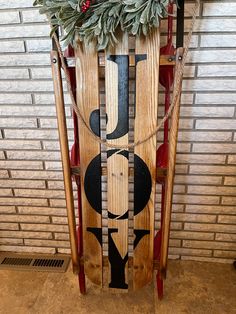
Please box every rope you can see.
[51,0,200,150]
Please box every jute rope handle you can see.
[50,0,200,150]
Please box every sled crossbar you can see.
[66,54,176,68]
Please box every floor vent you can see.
[0,253,70,273]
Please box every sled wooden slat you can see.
[133,29,160,290]
[106,33,129,290]
[75,44,102,286]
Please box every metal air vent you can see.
[0,253,70,273]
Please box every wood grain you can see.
[160,48,184,279]
[75,43,102,286]
[133,29,160,290]
[106,33,129,290]
[51,50,80,275]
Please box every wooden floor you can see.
[0,260,235,314]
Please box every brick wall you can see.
[0,1,236,263]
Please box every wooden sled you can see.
[50,1,185,299]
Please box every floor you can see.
[0,260,235,314]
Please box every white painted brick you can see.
[224,176,236,186]
[203,3,236,16]
[0,1,33,9]
[196,94,236,105]
[0,238,23,245]
[188,50,236,65]
[54,233,70,241]
[0,106,56,117]
[0,206,16,214]
[179,119,194,130]
[39,117,59,128]
[0,245,56,254]
[184,223,236,234]
[183,79,236,92]
[213,251,236,259]
[176,154,225,165]
[198,65,236,78]
[0,170,9,179]
[196,119,236,130]
[0,223,19,230]
[191,19,236,33]
[24,239,70,248]
[193,143,236,154]
[170,231,214,241]
[14,189,65,199]
[34,93,71,105]
[0,198,48,206]
[49,199,67,208]
[169,239,181,247]
[0,25,50,39]
[0,68,29,79]
[0,189,13,196]
[48,181,65,190]
[222,197,236,206]
[183,240,236,251]
[0,93,32,104]
[181,256,234,264]
[0,151,5,159]
[0,80,54,92]
[45,162,62,171]
[0,160,43,170]
[190,165,236,175]
[178,131,231,142]
[0,179,45,189]
[11,170,62,180]
[215,233,236,242]
[0,54,50,66]
[176,143,191,153]
[173,194,219,205]
[180,106,234,118]
[51,217,69,225]
[5,129,61,140]
[201,35,236,48]
[0,11,20,24]
[175,165,188,174]
[57,248,71,254]
[0,214,50,223]
[0,118,37,128]
[0,140,41,150]
[170,222,183,231]
[0,230,52,240]
[30,67,53,79]
[169,247,212,257]
[22,9,47,23]
[175,175,222,185]
[172,213,216,224]
[186,205,236,215]
[188,185,236,197]
[18,206,67,216]
[43,141,74,151]
[0,41,25,53]
[26,39,51,52]
[7,151,61,161]
[21,223,69,233]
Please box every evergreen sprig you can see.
[33,0,176,50]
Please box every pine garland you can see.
[33,0,177,50]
